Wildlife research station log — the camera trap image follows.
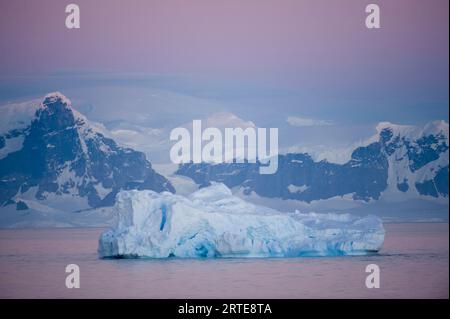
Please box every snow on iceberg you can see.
[98,183,385,258]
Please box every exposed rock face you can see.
[0,92,174,210]
[176,121,448,202]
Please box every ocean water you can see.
[0,223,448,298]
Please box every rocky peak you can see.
[0,92,174,211]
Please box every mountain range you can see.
[176,121,449,202]
[0,92,448,226]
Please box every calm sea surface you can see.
[0,223,448,298]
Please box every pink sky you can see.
[0,0,448,88]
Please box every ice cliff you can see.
[98,183,385,258]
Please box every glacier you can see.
[98,183,385,258]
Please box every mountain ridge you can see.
[176,120,449,203]
[0,92,174,212]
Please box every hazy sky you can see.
[0,0,448,153]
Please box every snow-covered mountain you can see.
[176,121,449,203]
[0,92,174,214]
[376,121,448,199]
[0,92,447,225]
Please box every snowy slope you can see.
[176,121,449,203]
[0,92,174,222]
[376,121,448,200]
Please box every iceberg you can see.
[98,183,385,258]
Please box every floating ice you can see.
[98,183,385,258]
